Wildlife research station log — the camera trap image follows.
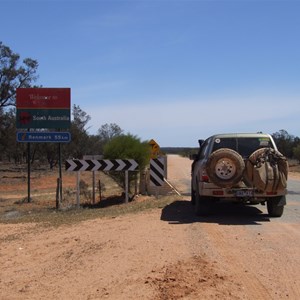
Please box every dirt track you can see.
[1,155,300,299]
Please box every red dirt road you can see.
[1,155,300,299]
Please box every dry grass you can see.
[289,164,300,172]
[1,160,299,227]
[0,163,178,226]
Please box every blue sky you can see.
[1,0,300,147]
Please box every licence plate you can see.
[236,190,254,197]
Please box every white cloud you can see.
[84,94,300,146]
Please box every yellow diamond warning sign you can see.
[149,139,161,159]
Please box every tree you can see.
[97,123,123,153]
[72,104,91,132]
[293,145,300,163]
[98,123,123,144]
[0,41,39,108]
[103,134,151,190]
[64,105,91,158]
[104,134,150,170]
[1,109,15,161]
[272,130,294,157]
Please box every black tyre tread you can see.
[267,202,284,217]
[195,195,211,216]
[195,179,211,216]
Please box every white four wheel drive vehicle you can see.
[191,133,289,217]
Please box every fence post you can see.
[56,178,60,209]
[98,179,102,201]
[125,171,129,203]
[76,171,80,208]
[92,171,96,204]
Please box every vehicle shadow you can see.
[160,200,270,225]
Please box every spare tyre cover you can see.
[206,148,245,188]
[245,148,288,192]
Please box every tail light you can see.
[201,170,210,182]
[266,191,277,195]
[213,190,224,196]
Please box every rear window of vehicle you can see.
[212,137,273,158]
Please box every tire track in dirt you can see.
[189,221,300,299]
[200,223,271,299]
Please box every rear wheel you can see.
[191,184,195,205]
[267,196,285,217]
[195,182,211,216]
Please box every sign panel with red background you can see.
[16,88,71,129]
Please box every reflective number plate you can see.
[236,190,254,197]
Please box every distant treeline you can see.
[162,130,300,162]
[161,147,197,157]
[1,105,299,165]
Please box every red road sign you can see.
[16,88,70,109]
[16,88,71,129]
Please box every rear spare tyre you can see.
[206,148,245,188]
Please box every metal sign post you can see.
[58,141,63,206]
[76,172,80,208]
[27,131,31,202]
[125,171,129,203]
[83,155,104,204]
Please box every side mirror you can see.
[198,139,204,147]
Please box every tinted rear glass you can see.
[212,137,273,158]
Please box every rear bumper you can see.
[199,182,287,201]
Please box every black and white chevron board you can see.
[150,157,165,186]
[65,159,138,172]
